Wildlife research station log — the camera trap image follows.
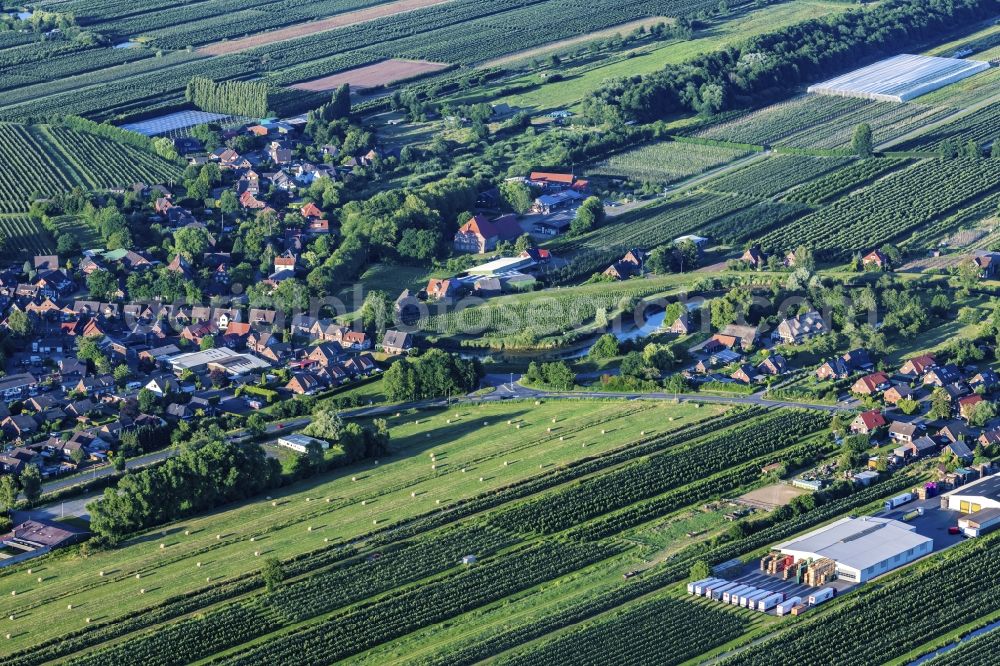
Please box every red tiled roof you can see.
[529,172,574,185]
[301,203,324,219]
[856,410,887,430]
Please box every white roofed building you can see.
[777,516,932,583]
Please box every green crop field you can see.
[0,123,181,213]
[0,400,730,656]
[758,158,1000,258]
[704,155,852,199]
[0,215,55,257]
[696,94,957,150]
[591,140,754,185]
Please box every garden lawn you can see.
[0,399,726,654]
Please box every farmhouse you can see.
[776,517,932,583]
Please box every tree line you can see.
[382,350,483,402]
[584,0,1000,122]
[185,77,273,118]
[88,418,389,544]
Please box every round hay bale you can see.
[66,604,72,610]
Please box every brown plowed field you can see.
[290,59,451,91]
[199,0,452,56]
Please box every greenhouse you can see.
[807,53,990,102]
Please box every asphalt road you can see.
[39,448,178,496]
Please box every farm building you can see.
[942,474,1000,513]
[806,54,990,102]
[277,434,330,454]
[776,516,932,583]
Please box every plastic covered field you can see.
[807,53,990,102]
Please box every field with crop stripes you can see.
[704,155,852,199]
[0,123,181,217]
[591,140,754,184]
[0,215,55,257]
[758,158,1000,258]
[695,94,958,149]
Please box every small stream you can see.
[907,618,1000,665]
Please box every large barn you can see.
[776,516,932,583]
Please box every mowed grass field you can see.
[0,399,727,654]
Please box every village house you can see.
[900,354,936,377]
[851,409,887,435]
[851,371,891,396]
[923,364,962,387]
[381,330,413,356]
[425,278,459,301]
[286,372,324,395]
[740,245,767,270]
[883,384,915,405]
[453,214,523,254]
[958,394,985,421]
[603,249,647,281]
[888,421,922,443]
[817,350,873,381]
[731,364,757,384]
[970,369,999,393]
[757,354,788,376]
[862,249,890,270]
[894,435,938,460]
[772,311,827,344]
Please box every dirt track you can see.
[199,0,453,56]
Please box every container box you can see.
[776,596,802,616]
[808,587,835,605]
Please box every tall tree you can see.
[851,123,874,157]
